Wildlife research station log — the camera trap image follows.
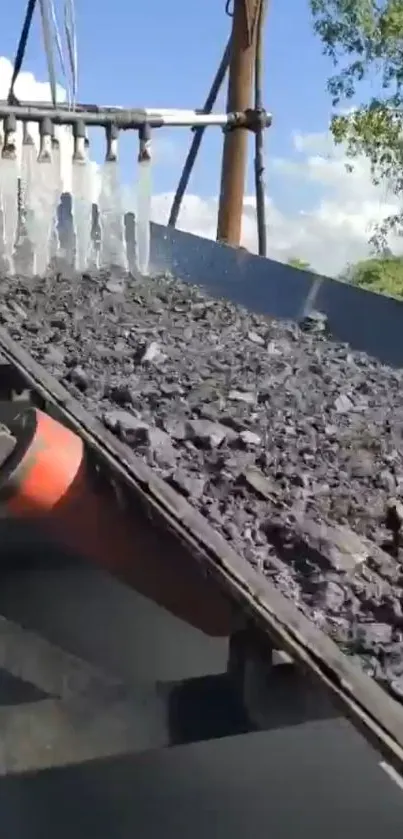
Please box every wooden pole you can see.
[217,0,261,247]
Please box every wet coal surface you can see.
[3,269,403,701]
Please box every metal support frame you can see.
[0,613,340,777]
[4,0,271,253]
[168,0,270,253]
[168,38,232,228]
[227,628,339,732]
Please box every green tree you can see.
[342,254,403,298]
[310,0,403,246]
[287,257,312,270]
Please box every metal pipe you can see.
[254,0,268,257]
[217,0,261,247]
[38,0,58,107]
[0,103,269,129]
[7,0,38,107]
[168,38,231,228]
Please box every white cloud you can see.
[152,131,402,278]
[0,56,401,277]
[0,57,66,104]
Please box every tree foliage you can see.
[286,250,403,300]
[342,253,403,297]
[287,257,312,270]
[310,0,403,246]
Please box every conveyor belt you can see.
[0,325,401,775]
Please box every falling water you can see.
[98,161,127,271]
[19,128,37,273]
[0,124,19,274]
[0,198,6,273]
[0,130,6,270]
[1,161,19,274]
[135,158,152,276]
[49,134,63,263]
[21,127,62,276]
[71,145,93,273]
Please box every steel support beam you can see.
[0,616,341,776]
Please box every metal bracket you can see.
[228,628,340,730]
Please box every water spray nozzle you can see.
[72,119,87,162]
[138,123,152,163]
[38,117,54,162]
[2,115,17,160]
[105,123,119,162]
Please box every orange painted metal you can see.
[2,408,232,636]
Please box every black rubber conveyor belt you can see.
[3,268,403,704]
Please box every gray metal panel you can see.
[150,223,403,368]
[150,223,313,319]
[316,278,403,367]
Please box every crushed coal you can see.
[4,268,403,701]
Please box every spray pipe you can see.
[105,123,119,162]
[38,116,54,162]
[138,123,151,163]
[72,118,86,162]
[2,115,17,160]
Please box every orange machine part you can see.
[3,408,231,636]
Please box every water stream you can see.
[49,134,63,263]
[98,160,127,272]
[71,158,93,273]
[0,155,19,274]
[135,158,152,276]
[0,126,154,278]
[21,130,62,276]
[19,130,38,273]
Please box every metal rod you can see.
[168,38,232,228]
[0,102,268,129]
[254,0,268,257]
[217,0,261,247]
[7,0,38,106]
[38,0,58,107]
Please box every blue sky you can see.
[1,0,336,211]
